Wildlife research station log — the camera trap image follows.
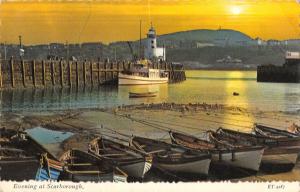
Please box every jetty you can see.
[257,51,300,83]
[0,57,186,89]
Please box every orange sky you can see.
[0,0,300,44]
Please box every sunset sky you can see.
[0,0,300,44]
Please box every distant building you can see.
[267,40,281,46]
[144,25,166,61]
[196,42,215,48]
[255,38,267,46]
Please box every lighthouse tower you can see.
[144,25,166,61]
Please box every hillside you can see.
[1,29,298,69]
[156,29,256,47]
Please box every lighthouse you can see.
[144,25,166,61]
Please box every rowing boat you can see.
[60,149,127,182]
[170,131,264,172]
[218,128,300,170]
[129,91,158,98]
[129,136,211,176]
[0,128,62,181]
[89,137,152,178]
[254,124,299,139]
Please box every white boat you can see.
[130,136,212,176]
[119,25,169,85]
[119,64,168,85]
[218,128,300,170]
[170,131,264,172]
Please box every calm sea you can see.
[0,70,299,113]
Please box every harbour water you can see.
[0,70,299,113]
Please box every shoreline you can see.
[1,102,300,181]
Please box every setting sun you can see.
[230,6,242,15]
[0,0,300,44]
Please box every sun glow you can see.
[230,6,242,15]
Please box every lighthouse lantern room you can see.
[144,25,166,61]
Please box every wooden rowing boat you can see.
[60,149,127,182]
[89,137,152,178]
[218,128,300,170]
[35,153,64,181]
[170,131,264,172]
[0,128,62,181]
[129,136,211,176]
[129,91,158,98]
[254,124,299,139]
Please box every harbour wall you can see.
[0,57,186,89]
[257,65,300,83]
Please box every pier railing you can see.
[0,57,186,89]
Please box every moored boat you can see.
[89,137,152,178]
[60,149,127,182]
[218,128,300,170]
[129,136,211,176]
[119,25,169,86]
[170,131,264,172]
[129,91,158,98]
[119,65,168,85]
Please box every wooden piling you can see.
[59,59,64,87]
[76,61,79,87]
[122,61,125,70]
[51,60,55,86]
[0,58,185,89]
[110,62,113,79]
[21,59,26,87]
[104,60,107,81]
[32,60,36,87]
[83,60,86,86]
[97,59,101,85]
[90,61,93,86]
[0,54,2,88]
[42,60,46,86]
[10,57,15,87]
[68,61,72,87]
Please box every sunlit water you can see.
[0,70,299,112]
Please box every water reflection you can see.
[223,71,254,131]
[0,70,299,113]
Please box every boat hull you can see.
[211,148,264,171]
[119,73,168,85]
[0,158,40,181]
[260,147,300,171]
[63,172,127,182]
[121,161,152,178]
[155,158,211,175]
